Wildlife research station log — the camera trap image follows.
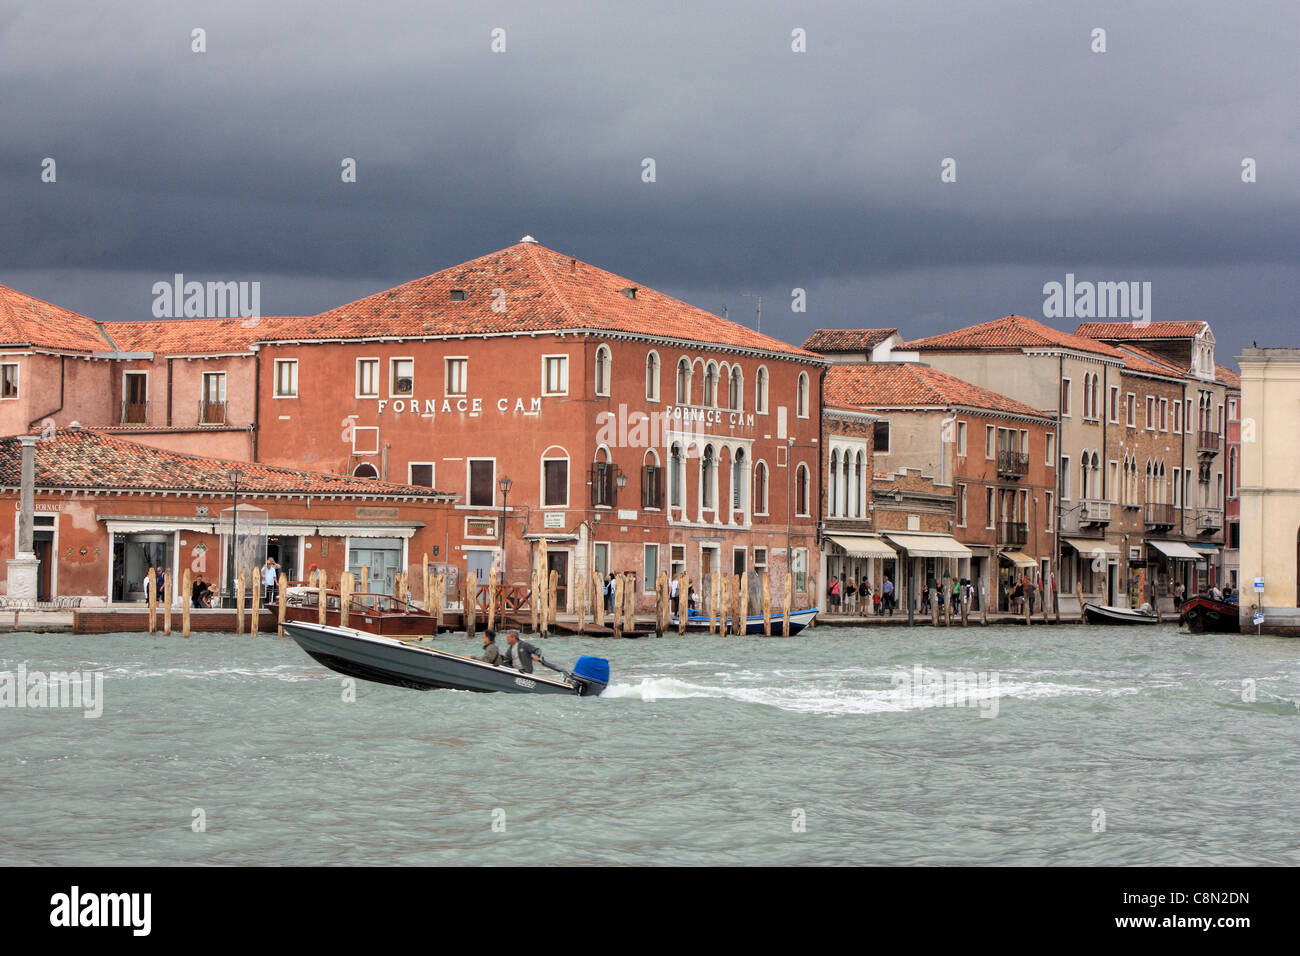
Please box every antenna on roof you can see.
[740,292,762,334]
[520,235,538,244]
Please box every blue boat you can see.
[672,607,818,635]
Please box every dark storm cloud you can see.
[0,0,1295,359]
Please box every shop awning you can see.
[1063,537,1120,557]
[826,534,897,558]
[998,550,1038,569]
[1185,542,1220,555]
[1147,539,1200,559]
[884,533,972,559]
[101,518,216,534]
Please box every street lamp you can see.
[498,476,512,584]
[227,467,244,607]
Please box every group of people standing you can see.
[828,573,897,616]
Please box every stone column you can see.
[7,435,41,599]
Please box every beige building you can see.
[1237,348,1300,634]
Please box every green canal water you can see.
[1,626,1297,866]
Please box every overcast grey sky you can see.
[2,0,1295,364]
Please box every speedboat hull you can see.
[672,607,819,635]
[1082,602,1161,625]
[1178,596,1240,633]
[284,621,606,695]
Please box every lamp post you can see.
[227,467,244,607]
[498,476,512,585]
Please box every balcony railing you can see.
[997,449,1029,479]
[199,400,227,424]
[997,521,1028,547]
[120,400,147,424]
[1196,508,1223,532]
[1197,430,1220,456]
[1144,502,1176,527]
[1080,498,1111,524]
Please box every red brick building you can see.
[0,428,454,605]
[2,239,827,611]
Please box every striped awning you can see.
[826,534,897,558]
[884,533,972,559]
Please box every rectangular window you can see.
[643,545,659,591]
[1158,398,1168,431]
[1060,378,1071,416]
[1061,455,1071,499]
[445,358,468,396]
[468,459,494,507]
[0,363,16,399]
[1126,393,1135,427]
[1046,491,1054,531]
[1185,398,1192,430]
[1108,385,1119,423]
[753,548,768,573]
[1172,401,1181,433]
[671,544,686,578]
[956,483,967,527]
[356,358,379,397]
[1145,396,1155,430]
[202,372,226,403]
[985,424,995,460]
[542,355,568,395]
[1172,467,1181,507]
[1228,397,1238,421]
[986,487,995,529]
[1109,460,1118,503]
[873,420,890,453]
[1020,429,1029,454]
[274,360,297,398]
[956,421,967,457]
[1045,431,1055,466]
[391,358,414,396]
[793,548,808,591]
[543,459,568,507]
[409,463,435,488]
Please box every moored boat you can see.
[672,607,819,635]
[1082,602,1161,625]
[1178,595,1240,633]
[283,620,610,696]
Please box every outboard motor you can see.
[570,656,610,696]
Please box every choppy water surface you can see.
[2,626,1297,865]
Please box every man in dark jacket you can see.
[478,632,503,666]
[502,630,540,673]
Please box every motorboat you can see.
[671,607,819,635]
[1082,602,1161,625]
[283,620,609,696]
[1178,595,1241,634]
[283,587,438,638]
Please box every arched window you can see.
[1092,375,1099,419]
[796,372,810,418]
[353,463,378,479]
[645,351,660,402]
[1090,451,1100,498]
[755,366,769,414]
[642,448,663,509]
[855,450,865,517]
[594,345,611,396]
[676,358,691,404]
[701,444,716,510]
[541,445,570,508]
[729,366,742,410]
[841,451,851,516]
[829,449,840,517]
[795,464,809,515]
[670,442,684,509]
[733,447,747,514]
[703,363,719,407]
[753,461,768,515]
[1080,454,1090,500]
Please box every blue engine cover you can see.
[572,656,610,685]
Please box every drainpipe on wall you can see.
[252,351,261,461]
[1054,353,1063,613]
[166,357,173,427]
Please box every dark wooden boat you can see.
[283,620,609,695]
[1082,602,1161,625]
[1178,595,1240,633]
[672,607,819,635]
[283,587,437,638]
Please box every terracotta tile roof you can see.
[281,241,820,360]
[99,317,305,354]
[1215,363,1240,389]
[801,329,898,352]
[1075,321,1208,340]
[1,429,453,498]
[0,283,110,353]
[1115,343,1188,379]
[824,363,1051,418]
[901,315,1124,358]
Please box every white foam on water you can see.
[99,664,324,683]
[601,675,1138,715]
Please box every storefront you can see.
[996,549,1037,611]
[1063,537,1120,606]
[823,533,897,611]
[1147,539,1199,608]
[883,533,972,614]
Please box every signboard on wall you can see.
[544,512,564,528]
